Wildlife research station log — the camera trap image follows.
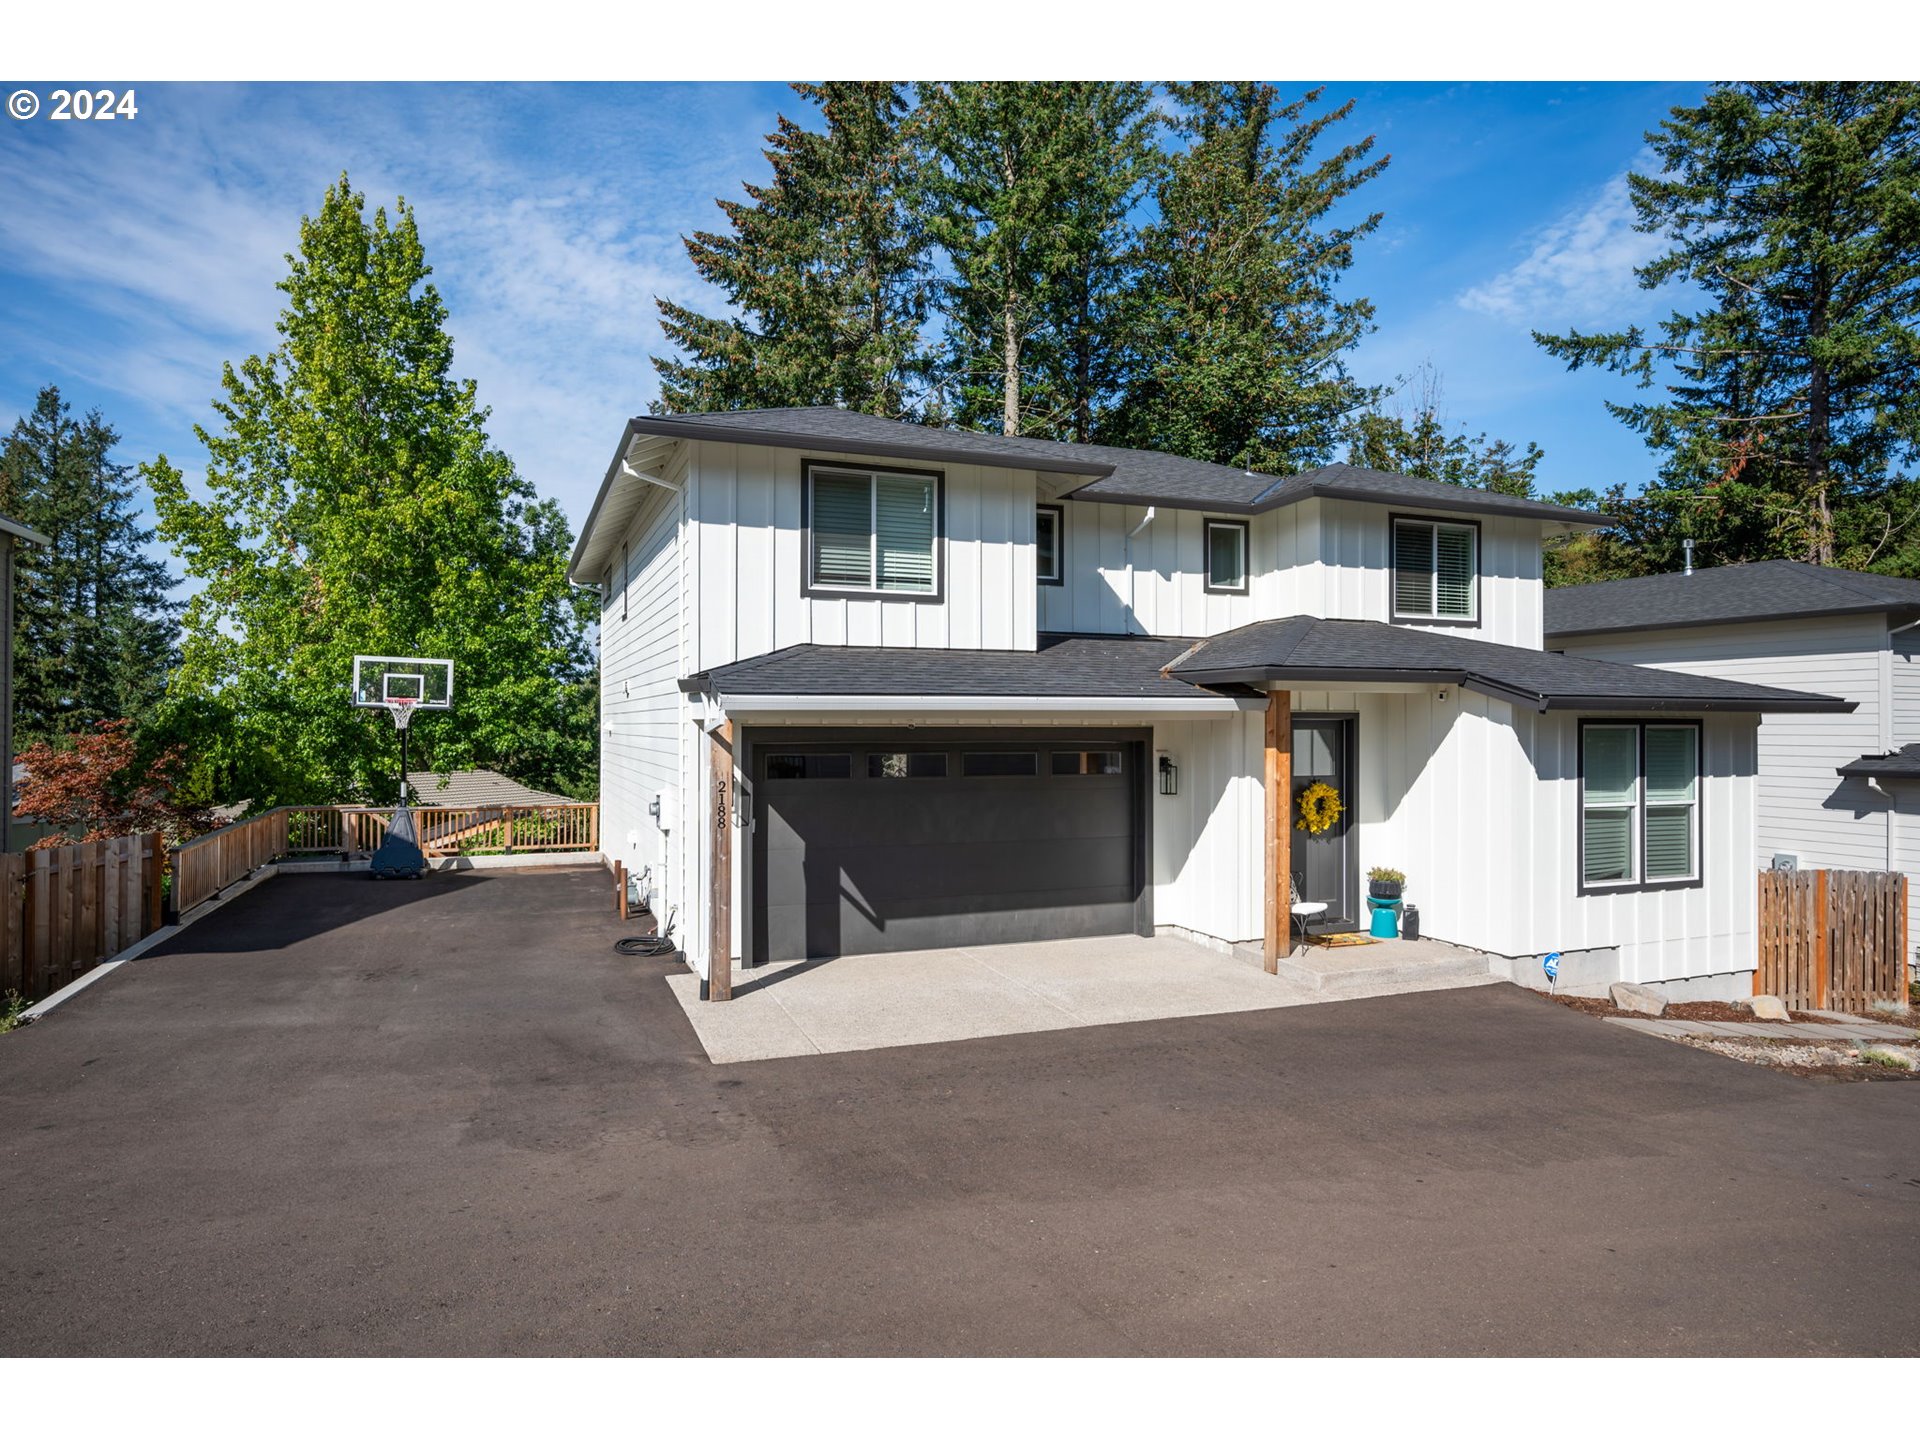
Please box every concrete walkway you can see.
[667,931,1497,1062]
[1606,1015,1918,1042]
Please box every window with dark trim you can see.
[804,460,942,596]
[1036,504,1064,586]
[765,754,853,780]
[1392,517,1478,623]
[1203,518,1249,595]
[868,752,949,779]
[1051,749,1122,776]
[962,752,1038,777]
[1579,721,1701,891]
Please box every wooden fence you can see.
[0,834,165,1003]
[168,803,600,917]
[1756,868,1910,1010]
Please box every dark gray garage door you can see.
[748,731,1147,963]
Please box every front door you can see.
[1292,716,1357,931]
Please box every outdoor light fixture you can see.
[1158,754,1178,796]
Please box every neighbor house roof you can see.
[1543,560,1920,639]
[1837,744,1920,781]
[1164,616,1854,714]
[405,768,573,807]
[570,408,1608,580]
[681,633,1255,706]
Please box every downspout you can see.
[1882,614,1920,871]
[1124,507,1156,636]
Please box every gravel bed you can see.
[1674,1034,1920,1082]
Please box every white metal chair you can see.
[1290,875,1329,956]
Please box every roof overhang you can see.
[568,422,683,584]
[684,690,1263,717]
[1547,601,1920,642]
[0,516,51,547]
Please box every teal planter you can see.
[1366,896,1402,939]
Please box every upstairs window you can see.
[1204,518,1249,595]
[806,462,941,596]
[1393,517,1478,623]
[1036,504,1064,586]
[1580,721,1701,891]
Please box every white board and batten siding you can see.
[597,444,690,923]
[1036,494,1545,644]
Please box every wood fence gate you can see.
[0,834,167,1004]
[1756,868,1909,1011]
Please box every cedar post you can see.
[1263,689,1293,975]
[708,722,734,1002]
[1814,867,1830,1011]
[614,859,627,921]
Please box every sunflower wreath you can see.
[1294,781,1344,836]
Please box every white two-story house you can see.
[571,408,1848,1001]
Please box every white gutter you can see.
[713,693,1262,716]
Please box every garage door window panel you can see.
[868,752,949,779]
[1051,749,1123,776]
[962,752,1039,777]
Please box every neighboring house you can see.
[572,408,1846,1000]
[405,768,574,808]
[1545,559,1920,953]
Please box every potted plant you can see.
[1367,866,1406,900]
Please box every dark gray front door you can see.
[1292,716,1357,931]
[749,731,1146,963]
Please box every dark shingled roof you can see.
[1838,744,1920,781]
[1544,560,1920,638]
[682,633,1247,702]
[1165,616,1854,714]
[626,408,1608,527]
[406,768,573,807]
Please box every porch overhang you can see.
[1164,617,1857,716]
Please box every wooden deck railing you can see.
[167,803,600,917]
[0,834,166,1003]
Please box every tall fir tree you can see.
[147,177,595,807]
[1105,83,1388,473]
[1344,364,1548,497]
[1535,82,1920,575]
[920,81,1160,440]
[653,82,933,418]
[0,386,177,740]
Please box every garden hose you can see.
[615,904,678,958]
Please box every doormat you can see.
[1308,932,1377,948]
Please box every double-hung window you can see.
[1580,721,1701,890]
[806,462,941,596]
[1392,517,1478,622]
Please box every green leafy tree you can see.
[921,81,1161,440]
[1106,83,1388,472]
[1535,82,1920,573]
[653,83,934,418]
[146,176,595,808]
[0,386,177,739]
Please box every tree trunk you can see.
[1807,271,1835,566]
[1002,285,1021,437]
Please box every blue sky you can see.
[0,80,1706,545]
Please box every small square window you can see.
[962,752,1038,777]
[1204,519,1249,594]
[1036,504,1064,586]
[1050,750,1123,776]
[868,752,949,779]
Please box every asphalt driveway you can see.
[1,869,1915,1357]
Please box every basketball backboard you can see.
[352,655,454,710]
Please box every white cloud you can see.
[1456,164,1669,327]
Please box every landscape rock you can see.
[1609,981,1668,1017]
[1742,994,1790,1021]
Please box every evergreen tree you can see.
[1344,364,1547,497]
[147,176,594,807]
[653,83,933,418]
[0,386,177,739]
[1535,82,1920,573]
[1105,83,1388,473]
[920,81,1160,440]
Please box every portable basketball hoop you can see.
[352,655,454,879]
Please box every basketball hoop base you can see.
[370,805,427,880]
